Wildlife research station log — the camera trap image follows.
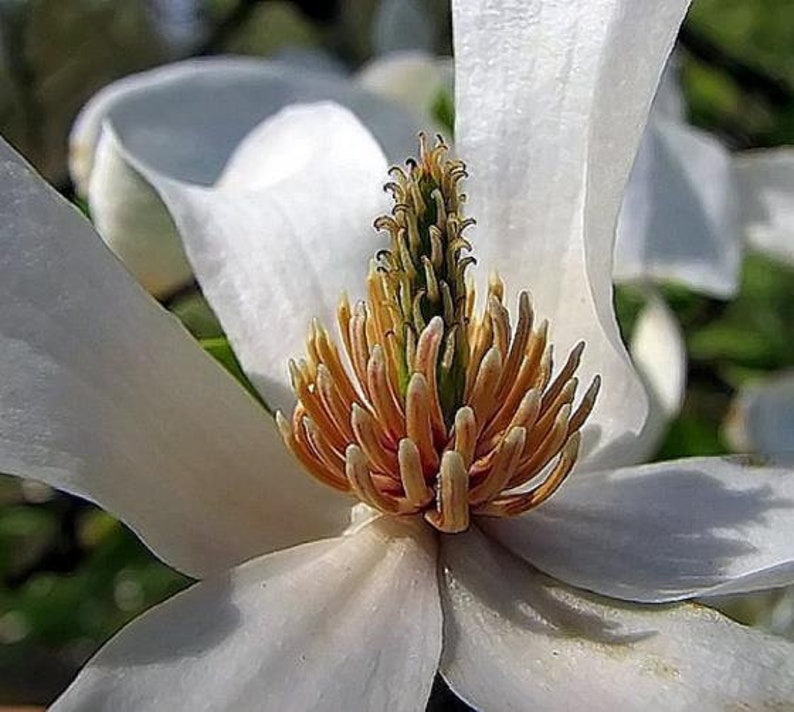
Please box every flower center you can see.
[277,136,600,533]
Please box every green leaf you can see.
[430,88,455,136]
[687,253,794,370]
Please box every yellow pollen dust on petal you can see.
[277,135,600,534]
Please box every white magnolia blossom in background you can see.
[357,49,453,130]
[720,372,794,641]
[3,0,794,709]
[614,59,742,298]
[736,148,794,265]
[725,371,794,458]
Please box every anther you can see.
[414,317,446,440]
[467,346,503,428]
[345,444,402,514]
[478,433,581,517]
[452,406,477,469]
[405,373,440,473]
[425,451,469,533]
[398,438,434,508]
[350,403,398,475]
[366,345,405,442]
[277,411,349,492]
[468,427,526,506]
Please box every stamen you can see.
[476,433,581,517]
[366,345,404,442]
[467,346,503,429]
[277,412,349,493]
[452,406,477,469]
[469,427,526,506]
[350,404,397,475]
[425,451,469,533]
[279,135,600,533]
[414,317,446,441]
[398,438,434,508]
[346,444,402,514]
[405,373,440,473]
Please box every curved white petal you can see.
[357,51,453,126]
[70,57,422,192]
[616,116,741,297]
[53,517,441,711]
[71,58,423,295]
[441,527,794,711]
[89,128,192,297]
[480,455,794,603]
[735,148,794,266]
[130,103,391,413]
[0,137,351,579]
[620,293,687,464]
[453,0,689,464]
[724,371,794,456]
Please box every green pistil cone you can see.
[374,135,474,426]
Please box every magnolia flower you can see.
[70,50,684,452]
[4,1,794,709]
[358,50,454,131]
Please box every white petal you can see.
[70,57,422,192]
[71,58,423,295]
[631,293,686,420]
[620,293,687,464]
[356,51,453,127]
[735,148,794,266]
[454,0,689,463]
[136,103,391,413]
[89,127,192,297]
[480,455,794,603]
[616,115,741,297]
[0,137,351,578]
[724,371,794,456]
[441,526,794,711]
[53,517,441,712]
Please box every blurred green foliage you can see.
[684,0,794,146]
